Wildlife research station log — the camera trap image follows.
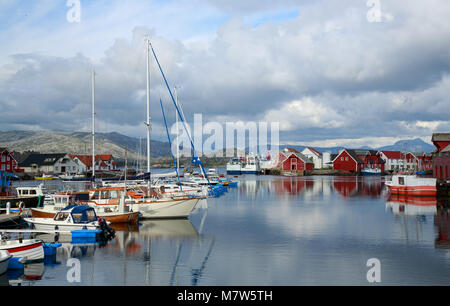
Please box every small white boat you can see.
[361,168,382,175]
[0,250,11,275]
[0,238,44,269]
[24,206,105,231]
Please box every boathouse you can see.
[432,133,450,181]
[332,149,363,173]
[277,148,314,172]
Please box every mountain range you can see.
[279,138,435,154]
[0,130,170,160]
[0,131,435,162]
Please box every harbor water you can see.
[4,174,450,286]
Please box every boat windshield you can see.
[54,212,70,221]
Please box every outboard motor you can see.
[98,218,115,242]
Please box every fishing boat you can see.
[241,153,261,175]
[24,206,106,231]
[226,158,242,175]
[0,171,42,210]
[0,250,11,275]
[385,174,437,197]
[0,238,44,269]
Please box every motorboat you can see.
[24,206,106,231]
[361,167,382,176]
[32,192,139,225]
[0,250,11,275]
[0,238,44,269]
[34,174,53,181]
[385,174,437,197]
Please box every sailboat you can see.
[80,40,200,219]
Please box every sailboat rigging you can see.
[148,43,212,187]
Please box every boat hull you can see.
[131,198,199,219]
[24,218,100,231]
[0,240,44,269]
[386,185,437,197]
[0,196,42,209]
[30,207,58,219]
[97,211,140,224]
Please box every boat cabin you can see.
[54,206,98,224]
[16,185,45,198]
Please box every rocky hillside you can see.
[0,130,170,160]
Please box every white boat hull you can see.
[0,240,44,267]
[130,198,199,219]
[23,218,100,231]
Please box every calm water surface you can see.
[5,175,450,286]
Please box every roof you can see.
[20,153,66,167]
[283,147,300,154]
[432,133,450,142]
[71,154,114,167]
[380,151,404,159]
[332,149,364,164]
[280,151,314,164]
[303,147,322,157]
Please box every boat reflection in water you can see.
[386,195,438,216]
[385,194,438,243]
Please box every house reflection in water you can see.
[435,201,450,249]
[333,176,384,198]
[236,176,385,199]
[273,178,315,197]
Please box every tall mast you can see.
[145,37,151,176]
[174,85,180,174]
[92,68,96,181]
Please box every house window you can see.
[341,157,344,161]
[345,157,349,161]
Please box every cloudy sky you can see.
[1,0,450,148]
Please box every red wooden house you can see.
[0,148,19,173]
[432,133,450,180]
[332,149,384,173]
[332,149,363,172]
[277,148,314,172]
